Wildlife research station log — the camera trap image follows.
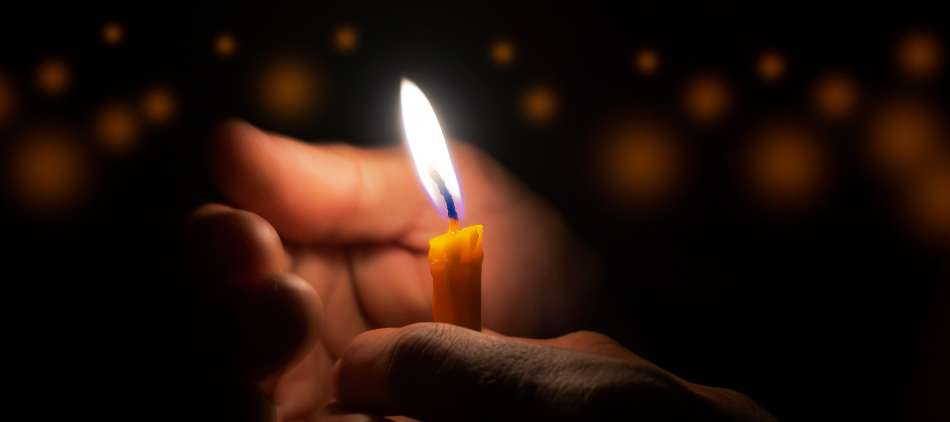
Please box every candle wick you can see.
[429,168,459,223]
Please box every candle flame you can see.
[401,78,464,221]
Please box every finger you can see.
[186,203,287,289]
[308,402,394,422]
[350,244,432,329]
[209,120,442,244]
[223,272,324,383]
[335,323,705,422]
[496,330,643,362]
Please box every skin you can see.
[187,120,775,421]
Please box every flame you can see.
[400,79,463,221]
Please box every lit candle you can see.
[400,79,483,331]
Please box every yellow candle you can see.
[400,78,484,331]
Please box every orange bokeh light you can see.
[521,84,558,126]
[258,58,320,123]
[95,103,140,153]
[332,24,359,54]
[102,22,123,46]
[600,117,681,206]
[8,130,87,214]
[0,72,15,127]
[746,123,827,209]
[683,74,730,124]
[215,33,237,58]
[897,30,942,80]
[813,72,858,120]
[490,39,515,67]
[866,98,946,177]
[757,51,785,83]
[905,163,950,240]
[141,86,176,125]
[635,48,659,76]
[36,58,70,96]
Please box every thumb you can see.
[333,323,718,422]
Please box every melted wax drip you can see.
[429,168,459,224]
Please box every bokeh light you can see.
[897,30,942,80]
[0,72,15,127]
[102,22,123,46]
[7,129,87,214]
[95,102,141,153]
[745,122,827,209]
[904,162,950,241]
[215,33,237,58]
[866,98,946,177]
[599,116,681,206]
[520,84,558,126]
[332,24,359,54]
[141,86,176,125]
[757,51,786,83]
[490,38,515,67]
[812,72,859,120]
[683,74,730,124]
[36,58,71,96]
[256,56,322,123]
[634,48,659,75]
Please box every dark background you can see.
[3,2,949,421]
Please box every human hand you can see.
[185,120,597,420]
[326,323,778,422]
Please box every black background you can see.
[3,2,949,421]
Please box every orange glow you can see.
[215,33,237,58]
[905,163,950,240]
[102,22,123,46]
[0,72,15,127]
[601,117,680,205]
[521,84,558,126]
[684,74,729,124]
[36,58,70,96]
[866,99,946,176]
[95,103,140,153]
[258,58,320,122]
[897,30,942,80]
[8,131,87,213]
[757,51,785,83]
[746,123,826,208]
[813,72,858,120]
[489,39,515,67]
[332,24,359,54]
[141,86,176,125]
[635,48,659,75]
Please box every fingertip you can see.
[186,205,286,288]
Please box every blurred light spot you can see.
[757,51,785,83]
[332,24,359,54]
[601,117,681,206]
[141,86,176,125]
[95,103,140,153]
[746,123,826,208]
[812,72,858,120]
[867,98,947,176]
[905,163,950,240]
[521,84,558,126]
[215,33,237,58]
[102,22,123,46]
[36,58,70,96]
[683,74,729,124]
[635,48,659,75]
[257,57,320,123]
[0,72,15,127]
[8,130,87,214]
[897,30,942,80]
[490,39,515,67]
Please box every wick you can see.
[429,169,459,228]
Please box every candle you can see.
[400,79,483,331]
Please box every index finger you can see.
[209,120,443,244]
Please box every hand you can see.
[327,323,778,422]
[185,120,598,420]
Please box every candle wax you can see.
[429,221,483,331]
